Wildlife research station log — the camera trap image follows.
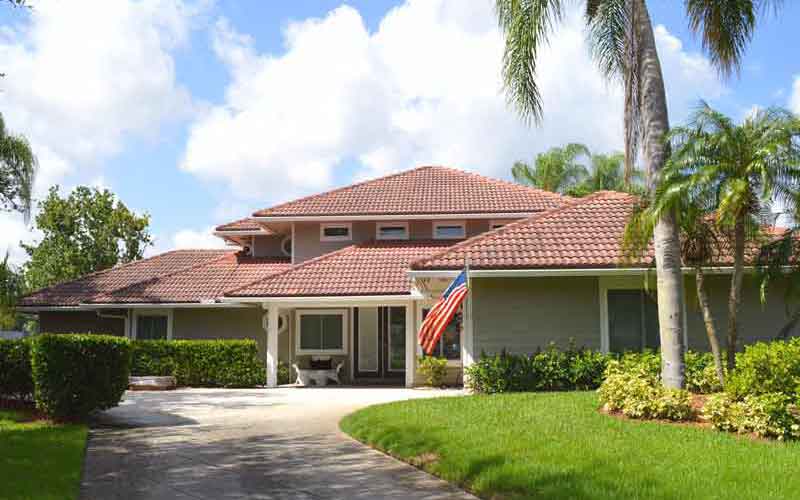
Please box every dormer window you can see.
[433,221,466,239]
[376,222,409,240]
[320,223,352,242]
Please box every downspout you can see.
[96,310,130,338]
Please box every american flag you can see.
[418,269,469,355]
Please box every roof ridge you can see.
[88,250,238,302]
[410,192,610,269]
[451,166,568,202]
[253,166,435,217]
[223,242,362,296]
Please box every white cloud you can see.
[147,226,229,257]
[0,213,32,266]
[790,75,800,114]
[182,0,723,206]
[0,0,206,264]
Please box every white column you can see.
[461,285,475,369]
[405,301,416,388]
[266,303,279,388]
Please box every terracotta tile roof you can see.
[227,240,456,297]
[253,166,566,217]
[413,191,790,270]
[215,218,273,233]
[20,250,291,306]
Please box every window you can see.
[607,290,660,353]
[376,222,409,240]
[296,309,348,354]
[320,223,352,242]
[433,221,466,239]
[133,310,172,340]
[387,307,406,371]
[421,308,461,362]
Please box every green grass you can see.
[341,392,800,500]
[0,409,88,500]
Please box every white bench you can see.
[292,362,343,386]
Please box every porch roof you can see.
[226,239,455,298]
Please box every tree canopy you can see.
[0,113,36,221]
[22,186,152,291]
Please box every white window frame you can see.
[295,308,349,355]
[415,301,462,366]
[131,309,173,340]
[376,221,409,240]
[320,222,352,242]
[433,220,466,240]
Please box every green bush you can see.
[0,338,34,400]
[598,362,694,421]
[131,339,264,388]
[703,392,800,441]
[31,334,132,421]
[465,343,612,394]
[419,356,448,387]
[278,361,292,385]
[608,350,723,394]
[726,338,800,401]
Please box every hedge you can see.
[465,344,611,393]
[726,338,800,401]
[0,338,34,400]
[131,339,264,387]
[31,334,132,421]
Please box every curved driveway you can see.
[81,387,475,500]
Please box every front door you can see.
[353,306,406,380]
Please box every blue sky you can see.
[1,0,798,263]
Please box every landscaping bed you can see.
[0,409,87,500]
[341,392,800,500]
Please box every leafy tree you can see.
[512,143,589,193]
[22,186,152,290]
[635,103,800,373]
[495,0,786,388]
[0,113,36,221]
[0,253,25,330]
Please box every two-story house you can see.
[19,166,793,387]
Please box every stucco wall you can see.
[252,234,287,258]
[39,310,126,336]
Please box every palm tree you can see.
[0,113,36,221]
[658,103,800,371]
[495,0,785,388]
[566,152,646,196]
[512,143,589,192]
[625,190,727,385]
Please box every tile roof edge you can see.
[409,191,617,270]
[223,242,363,296]
[19,249,230,301]
[86,250,240,304]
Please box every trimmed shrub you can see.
[31,334,132,421]
[418,356,448,387]
[131,339,264,388]
[702,392,800,441]
[726,338,800,401]
[609,350,723,394]
[0,338,33,400]
[465,343,612,394]
[598,361,693,421]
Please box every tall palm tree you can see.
[512,142,589,192]
[0,113,36,222]
[495,0,784,388]
[658,103,800,371]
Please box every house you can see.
[19,166,792,387]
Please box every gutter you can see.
[407,266,765,279]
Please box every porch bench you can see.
[292,362,344,386]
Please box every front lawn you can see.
[0,409,88,500]
[340,392,800,499]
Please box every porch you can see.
[260,296,467,388]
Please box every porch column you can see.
[266,303,279,388]
[405,301,416,388]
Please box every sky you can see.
[1,0,799,266]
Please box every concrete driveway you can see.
[81,387,475,500]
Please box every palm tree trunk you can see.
[635,0,686,388]
[695,265,724,386]
[726,217,746,372]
